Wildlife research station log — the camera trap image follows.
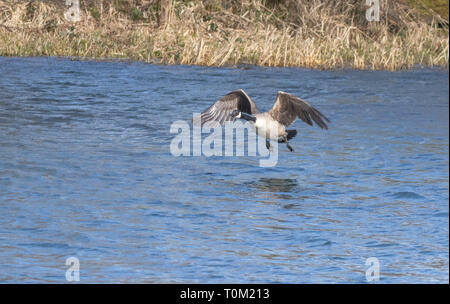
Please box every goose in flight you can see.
[195,89,329,152]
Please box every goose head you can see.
[230,109,242,118]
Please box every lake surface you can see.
[0,57,448,283]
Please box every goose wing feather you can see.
[194,89,259,126]
[268,91,330,129]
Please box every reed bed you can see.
[0,0,448,70]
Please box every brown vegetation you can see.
[0,0,448,69]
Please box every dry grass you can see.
[0,0,448,70]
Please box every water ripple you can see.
[0,57,448,283]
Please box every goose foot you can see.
[286,141,294,152]
[266,139,273,152]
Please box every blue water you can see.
[0,57,448,283]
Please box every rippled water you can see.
[0,57,448,283]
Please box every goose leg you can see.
[266,138,272,152]
[286,140,294,152]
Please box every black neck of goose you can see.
[240,112,256,122]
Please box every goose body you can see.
[195,89,329,151]
[253,112,286,141]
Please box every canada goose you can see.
[195,89,329,152]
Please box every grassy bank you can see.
[0,0,448,70]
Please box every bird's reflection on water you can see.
[244,178,301,203]
[253,178,298,193]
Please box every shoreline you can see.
[0,0,448,71]
[2,54,449,72]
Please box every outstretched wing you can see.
[194,89,259,126]
[268,91,330,129]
